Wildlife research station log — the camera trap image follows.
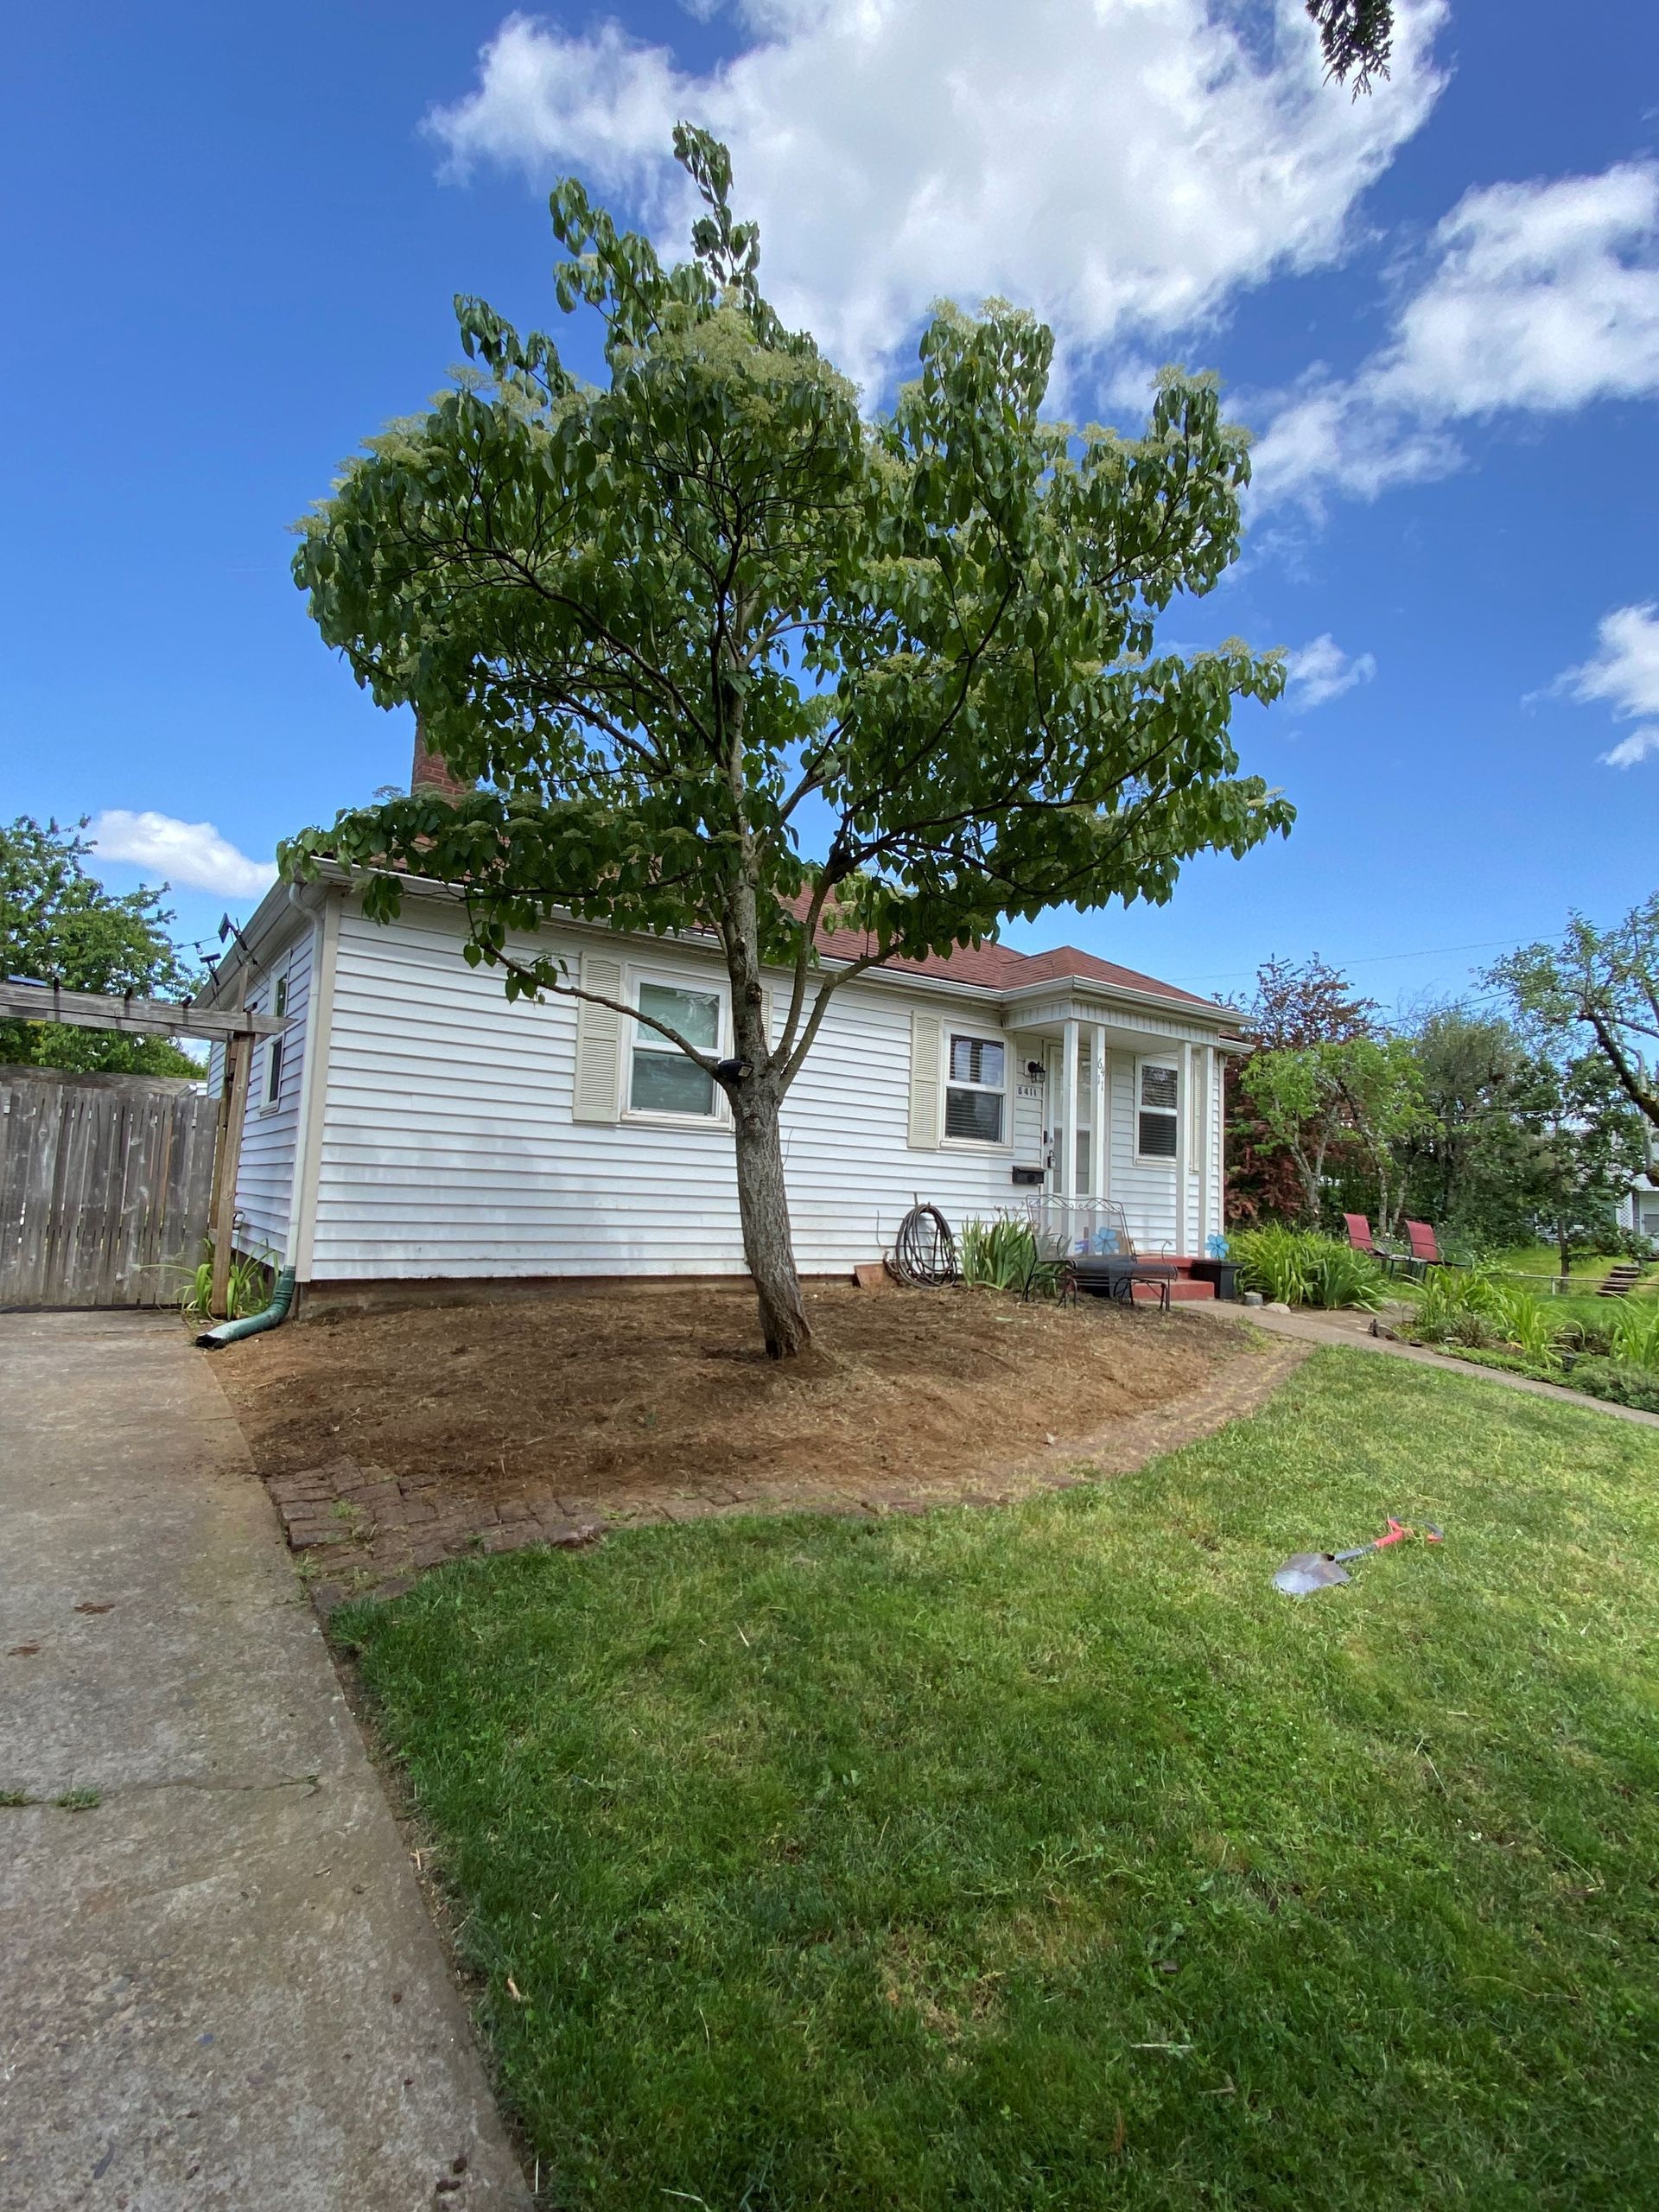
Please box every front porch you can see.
[1001,991,1233,1270]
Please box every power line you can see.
[1170,937,1520,988]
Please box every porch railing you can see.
[1020,1194,1168,1261]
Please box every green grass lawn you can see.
[339,1351,1659,2210]
[1481,1244,1656,1295]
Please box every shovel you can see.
[1273,1518,1442,1597]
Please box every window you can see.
[1137,1061,1179,1159]
[944,1033,1006,1144]
[630,980,721,1118]
[262,1035,284,1109]
[272,971,289,1020]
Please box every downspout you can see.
[196,1267,296,1350]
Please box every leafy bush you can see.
[1606,1297,1659,1373]
[958,1217,1039,1295]
[1231,1225,1386,1311]
[175,1241,271,1322]
[1230,1224,1316,1305]
[1491,1284,1568,1366]
[1408,1268,1569,1368]
[1412,1265,1503,1349]
[1567,1358,1659,1414]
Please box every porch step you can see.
[1129,1278,1216,1303]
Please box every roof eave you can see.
[303,861,1232,1027]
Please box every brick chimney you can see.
[410,713,473,799]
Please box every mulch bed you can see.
[208,1279,1260,1605]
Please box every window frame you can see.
[259,1031,284,1113]
[622,967,729,1129]
[1135,1056,1181,1165]
[941,1025,1011,1151]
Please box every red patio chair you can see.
[1343,1213,1378,1255]
[1402,1220,1443,1277]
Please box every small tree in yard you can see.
[1525,1053,1648,1287]
[1226,955,1379,1226]
[1492,897,1659,1141]
[287,130,1291,1357]
[1240,1034,1421,1229]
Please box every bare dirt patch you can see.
[210,1281,1261,1601]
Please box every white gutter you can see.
[194,877,325,1011]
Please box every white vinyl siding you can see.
[312,904,1039,1279]
[1108,1054,1177,1253]
[299,897,1234,1279]
[206,924,315,1266]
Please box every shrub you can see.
[1412,1265,1503,1349]
[1309,1241,1389,1312]
[1568,1358,1659,1414]
[1231,1226,1386,1311]
[1230,1224,1316,1305]
[1606,1298,1659,1373]
[958,1217,1039,1295]
[1490,1285,1567,1367]
[175,1241,272,1322]
[1409,1268,1567,1369]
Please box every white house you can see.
[201,798,1242,1300]
[1619,1148,1659,1252]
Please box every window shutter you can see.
[571,951,625,1123]
[759,986,774,1063]
[908,1012,942,1149]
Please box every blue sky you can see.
[3,0,1656,1012]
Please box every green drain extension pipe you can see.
[196,1266,297,1351]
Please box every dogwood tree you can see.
[1492,897,1659,1139]
[287,130,1291,1357]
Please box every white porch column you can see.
[1089,1024,1108,1202]
[1057,1018,1079,1200]
[1175,1039,1193,1254]
[1192,1046,1211,1254]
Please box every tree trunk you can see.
[731,1075,811,1358]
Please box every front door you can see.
[1043,1040,1095,1194]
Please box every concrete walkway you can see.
[1188,1298,1659,1429]
[0,1312,530,2210]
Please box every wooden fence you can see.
[0,1069,219,1309]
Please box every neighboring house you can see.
[1618,1141,1659,1252]
[201,749,1243,1298]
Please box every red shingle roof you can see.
[799,902,1221,1011]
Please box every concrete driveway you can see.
[0,1311,529,2210]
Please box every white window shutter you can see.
[758,987,774,1063]
[571,952,625,1122]
[908,1012,942,1149]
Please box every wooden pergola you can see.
[0,981,283,1316]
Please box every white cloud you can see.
[1252,163,1659,510]
[1282,633,1376,709]
[87,811,277,898]
[1603,727,1659,768]
[429,0,1445,393]
[1554,601,1659,769]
